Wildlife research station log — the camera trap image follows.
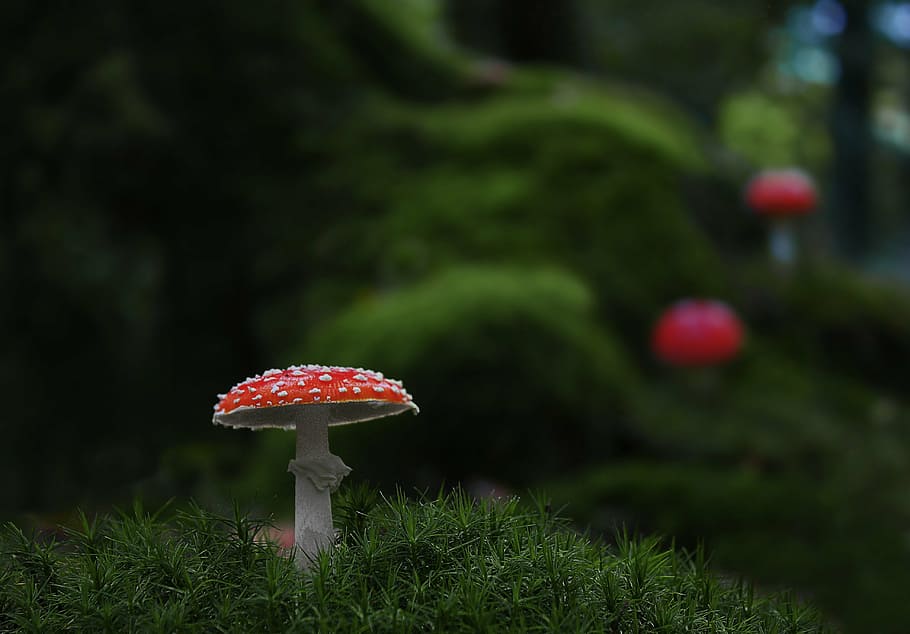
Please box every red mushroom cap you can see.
[212,364,418,429]
[745,168,817,217]
[651,300,744,366]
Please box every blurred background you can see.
[3,0,910,630]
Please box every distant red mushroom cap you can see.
[212,364,418,429]
[745,168,817,217]
[651,300,744,366]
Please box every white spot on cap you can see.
[293,398,303,403]
[373,386,385,393]
[353,373,368,381]
[309,388,321,394]
[338,387,348,393]
[352,387,361,394]
[319,373,332,382]
[277,390,288,397]
[233,398,240,404]
[297,380,306,387]
[313,396,321,402]
[248,386,257,392]
[253,395,263,401]
[291,370,305,376]
[217,393,227,399]
[270,384,281,394]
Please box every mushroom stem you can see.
[768,220,796,266]
[287,410,351,568]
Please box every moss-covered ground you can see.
[1,489,826,633]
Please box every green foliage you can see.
[318,0,466,98]
[316,85,719,323]
[548,461,909,634]
[300,265,636,485]
[0,492,826,632]
[631,341,902,462]
[405,88,705,168]
[577,0,769,112]
[733,263,910,393]
[358,0,459,70]
[308,265,608,369]
[718,90,832,169]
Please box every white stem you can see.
[286,410,351,568]
[768,220,796,266]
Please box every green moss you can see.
[548,461,910,633]
[296,265,636,485]
[376,166,540,277]
[629,343,887,465]
[399,87,705,168]
[322,0,467,99]
[305,265,597,365]
[717,90,831,169]
[733,263,910,393]
[364,156,721,319]
[357,0,459,68]
[548,463,828,536]
[327,91,721,322]
[0,492,827,633]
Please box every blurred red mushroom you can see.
[652,300,744,366]
[260,522,295,551]
[213,364,418,568]
[745,168,818,266]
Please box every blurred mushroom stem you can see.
[768,220,796,266]
[287,411,351,568]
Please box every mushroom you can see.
[651,299,744,367]
[213,364,418,567]
[745,168,818,266]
